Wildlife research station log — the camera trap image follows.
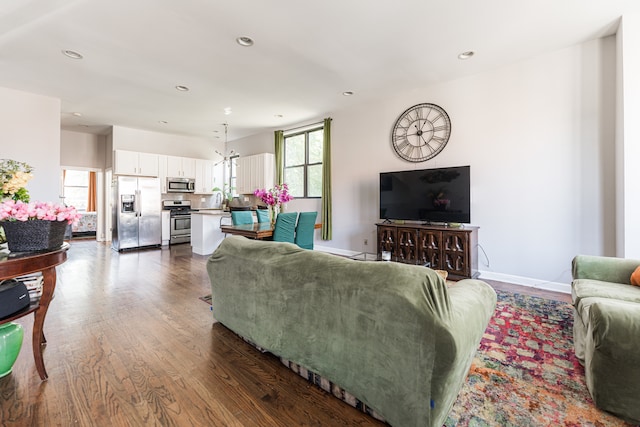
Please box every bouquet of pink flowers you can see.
[253,183,294,207]
[0,200,81,225]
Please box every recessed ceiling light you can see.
[224,107,232,115]
[159,120,168,124]
[175,85,189,92]
[274,114,283,118]
[212,130,219,133]
[72,112,82,117]
[342,91,354,96]
[62,49,83,59]
[236,36,254,47]
[458,51,475,60]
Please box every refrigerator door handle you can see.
[135,189,141,217]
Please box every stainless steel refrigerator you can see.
[112,176,161,251]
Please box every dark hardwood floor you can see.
[0,241,571,426]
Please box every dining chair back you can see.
[256,209,270,224]
[294,211,317,249]
[231,210,254,225]
[272,212,298,243]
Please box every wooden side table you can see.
[0,243,69,380]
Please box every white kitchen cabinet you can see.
[166,155,196,179]
[195,159,218,194]
[236,153,274,194]
[114,150,159,177]
[158,155,168,193]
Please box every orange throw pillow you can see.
[631,266,640,286]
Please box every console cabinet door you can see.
[377,226,397,260]
[442,231,470,278]
[396,227,419,264]
[418,229,441,268]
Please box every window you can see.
[284,127,323,198]
[63,170,89,211]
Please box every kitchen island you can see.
[191,209,229,255]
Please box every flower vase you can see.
[269,205,279,227]
[1,220,67,252]
[0,322,24,378]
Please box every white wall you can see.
[0,87,61,202]
[61,129,106,169]
[228,131,274,157]
[234,37,617,290]
[617,16,640,258]
[111,125,223,160]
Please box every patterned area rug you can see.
[446,290,635,427]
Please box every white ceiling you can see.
[0,0,637,141]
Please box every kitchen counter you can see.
[191,211,229,255]
[192,209,225,215]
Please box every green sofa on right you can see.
[571,254,640,424]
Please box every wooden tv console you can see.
[376,223,479,280]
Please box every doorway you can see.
[61,168,105,241]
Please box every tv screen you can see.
[379,166,470,223]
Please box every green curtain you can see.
[321,118,332,240]
[274,130,284,185]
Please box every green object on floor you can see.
[0,322,24,378]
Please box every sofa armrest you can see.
[584,299,640,423]
[446,279,497,344]
[572,255,640,284]
[429,280,496,419]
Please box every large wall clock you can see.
[391,103,451,162]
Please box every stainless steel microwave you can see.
[167,177,195,193]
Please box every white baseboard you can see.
[478,270,571,294]
[314,245,362,257]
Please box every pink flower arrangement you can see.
[254,183,294,207]
[0,200,81,225]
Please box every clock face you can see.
[391,103,451,162]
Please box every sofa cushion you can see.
[572,278,640,309]
[631,266,640,286]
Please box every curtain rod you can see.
[283,120,324,135]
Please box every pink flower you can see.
[0,200,81,225]
[254,184,294,208]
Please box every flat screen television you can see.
[379,165,470,224]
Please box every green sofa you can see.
[571,254,640,424]
[207,236,497,427]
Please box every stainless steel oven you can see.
[162,200,192,244]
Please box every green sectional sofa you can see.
[571,254,640,424]
[207,236,497,427]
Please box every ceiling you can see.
[0,0,637,141]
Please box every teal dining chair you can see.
[256,209,270,224]
[231,210,254,225]
[272,212,298,243]
[294,211,317,249]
